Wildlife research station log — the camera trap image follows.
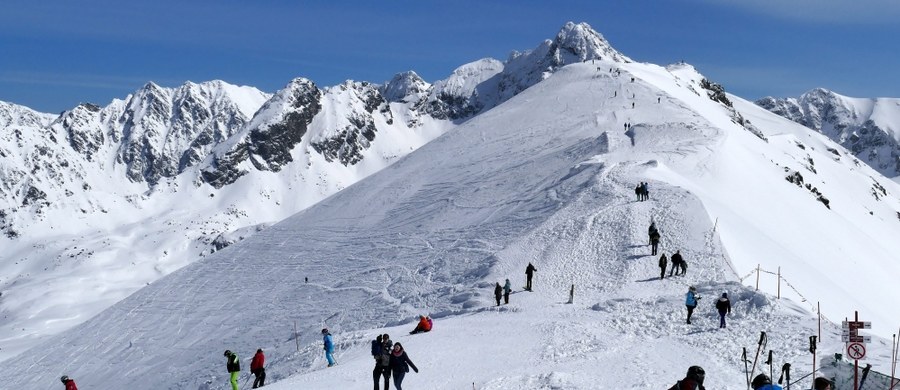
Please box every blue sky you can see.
[1,0,898,113]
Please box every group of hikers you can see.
[635,181,651,201]
[684,286,732,327]
[493,262,538,306]
[371,333,419,390]
[658,250,687,279]
[221,348,267,389]
[669,366,833,389]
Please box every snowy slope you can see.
[2,50,899,389]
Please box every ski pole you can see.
[743,347,750,389]
[778,363,791,390]
[750,331,767,382]
[765,350,773,384]
[243,372,252,388]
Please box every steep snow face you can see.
[381,71,430,103]
[3,58,899,389]
[757,88,900,177]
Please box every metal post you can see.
[854,312,859,390]
[294,321,300,353]
[818,302,821,340]
[810,335,818,390]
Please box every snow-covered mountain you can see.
[1,22,899,389]
[0,22,627,362]
[757,88,900,178]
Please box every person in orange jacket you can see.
[250,348,266,388]
[409,315,433,334]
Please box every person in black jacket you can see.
[670,250,685,276]
[658,253,668,280]
[715,292,732,328]
[525,262,537,291]
[649,229,661,255]
[388,342,418,390]
[223,350,240,390]
[494,282,503,306]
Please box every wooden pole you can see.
[777,266,781,299]
[818,302,821,340]
[891,333,897,390]
[854,311,859,390]
[294,321,300,353]
[756,264,760,290]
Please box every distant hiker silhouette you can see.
[715,293,731,328]
[60,375,78,390]
[685,286,700,324]
[635,185,642,201]
[640,182,649,201]
[322,328,336,367]
[250,348,266,388]
[525,262,537,291]
[494,282,503,306]
[671,250,684,276]
[503,278,512,304]
[632,102,635,109]
[223,350,240,390]
[668,365,706,390]
[658,254,668,280]
[649,229,661,255]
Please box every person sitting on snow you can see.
[409,315,433,334]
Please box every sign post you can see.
[843,311,872,390]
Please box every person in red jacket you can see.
[250,348,266,388]
[409,315,433,334]
[60,375,78,390]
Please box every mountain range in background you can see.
[0,21,899,389]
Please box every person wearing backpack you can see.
[373,333,393,390]
[667,365,705,390]
[751,373,783,390]
[671,250,685,276]
[685,286,701,324]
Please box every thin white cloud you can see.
[0,71,173,91]
[696,0,900,24]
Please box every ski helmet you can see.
[752,373,772,388]
[60,375,69,383]
[686,366,705,384]
[814,377,832,390]
[223,350,231,357]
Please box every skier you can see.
[715,292,731,328]
[223,350,240,390]
[525,262,537,291]
[667,365,705,390]
[494,282,503,306]
[650,229,661,256]
[60,375,78,390]
[671,250,685,276]
[389,342,419,390]
[658,253,668,280]
[250,348,266,388]
[685,286,701,324]
[322,328,336,367]
[813,377,832,390]
[409,315,433,334]
[503,278,512,304]
[751,373,783,390]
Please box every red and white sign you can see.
[846,342,866,360]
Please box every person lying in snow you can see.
[409,315,433,334]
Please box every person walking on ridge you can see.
[503,278,512,304]
[658,253,668,280]
[650,229,661,256]
[525,262,537,291]
[223,350,240,390]
[250,348,266,388]
[685,286,700,324]
[715,292,731,329]
[494,282,503,306]
[322,328,336,367]
[671,250,685,276]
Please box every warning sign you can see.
[846,342,866,360]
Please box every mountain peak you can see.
[382,71,430,103]
[552,21,630,64]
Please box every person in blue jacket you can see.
[685,286,701,324]
[322,328,336,367]
[751,373,783,390]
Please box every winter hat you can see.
[60,375,69,383]
[722,292,728,298]
[752,373,772,388]
[686,366,705,384]
[814,377,832,389]
[689,286,696,291]
[223,350,231,356]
